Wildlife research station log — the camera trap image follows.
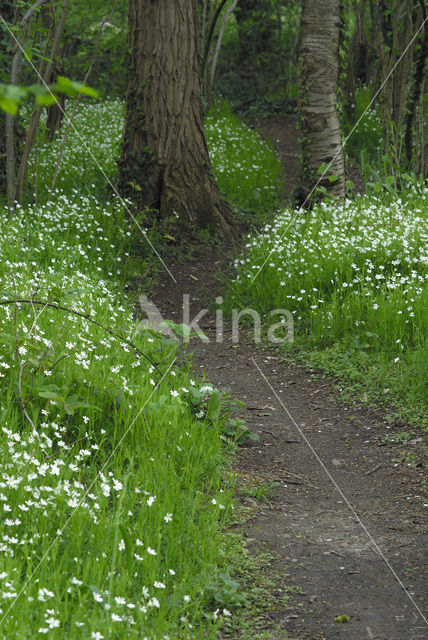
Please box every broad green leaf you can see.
[0,98,18,115]
[27,84,48,96]
[36,92,58,106]
[38,390,62,401]
[71,81,99,98]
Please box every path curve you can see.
[152,244,427,640]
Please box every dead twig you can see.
[310,372,345,395]
[275,470,319,489]
[365,462,382,475]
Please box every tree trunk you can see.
[0,1,16,198]
[404,0,428,171]
[297,0,345,201]
[118,0,236,238]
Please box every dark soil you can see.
[253,116,300,199]
[150,119,427,640]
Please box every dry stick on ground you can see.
[16,0,70,202]
[0,299,163,374]
[49,0,118,194]
[310,372,345,395]
[365,463,382,476]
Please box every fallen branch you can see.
[365,463,382,476]
[310,372,345,395]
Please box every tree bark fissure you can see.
[119,0,235,237]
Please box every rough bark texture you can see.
[118,0,235,237]
[297,0,345,201]
[404,0,428,171]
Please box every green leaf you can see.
[23,48,32,62]
[38,390,62,401]
[36,92,58,106]
[4,85,28,101]
[0,98,18,115]
[318,162,329,174]
[71,81,99,98]
[49,286,63,302]
[335,614,350,623]
[27,84,48,96]
[56,75,74,92]
[206,389,221,423]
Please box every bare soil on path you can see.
[150,117,427,639]
[152,245,427,640]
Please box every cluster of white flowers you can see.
[205,107,282,211]
[233,188,427,355]
[27,99,124,195]
[0,98,235,637]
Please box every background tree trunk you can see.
[0,1,17,198]
[297,0,345,201]
[404,0,428,171]
[118,0,235,237]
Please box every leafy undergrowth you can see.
[205,101,284,221]
[218,537,299,640]
[0,98,281,638]
[227,188,428,428]
[26,98,284,225]
[0,197,243,638]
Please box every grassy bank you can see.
[0,99,273,638]
[226,188,428,426]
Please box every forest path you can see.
[151,118,427,639]
[253,116,300,199]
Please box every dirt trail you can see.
[151,118,427,639]
[153,246,427,640]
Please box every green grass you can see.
[25,99,124,201]
[26,99,284,223]
[0,203,235,637]
[0,98,276,638]
[343,85,383,166]
[0,97,291,637]
[205,101,284,220]
[226,187,428,426]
